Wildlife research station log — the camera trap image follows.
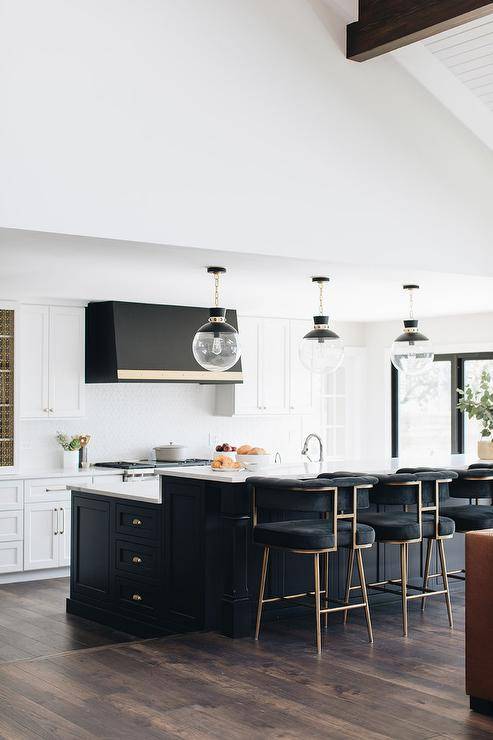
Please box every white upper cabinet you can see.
[234,316,261,414]
[20,305,85,419]
[49,306,85,417]
[20,305,50,420]
[289,319,316,415]
[215,316,316,417]
[260,318,290,414]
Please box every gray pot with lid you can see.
[154,443,188,462]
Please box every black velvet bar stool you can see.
[321,471,456,636]
[248,475,378,653]
[409,465,493,587]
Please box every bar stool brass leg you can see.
[314,553,321,654]
[255,547,269,640]
[356,548,373,644]
[324,552,329,629]
[400,543,408,637]
[343,548,355,625]
[438,539,454,629]
[422,538,433,612]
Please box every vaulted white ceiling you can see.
[393,16,493,151]
[1,0,492,283]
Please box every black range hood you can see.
[85,301,243,384]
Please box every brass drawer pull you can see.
[131,555,143,564]
[132,518,142,526]
[131,593,143,602]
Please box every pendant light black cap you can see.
[304,315,340,341]
[209,307,226,319]
[395,319,430,343]
[207,266,227,274]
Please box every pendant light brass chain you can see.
[409,288,414,320]
[213,271,220,307]
[319,280,324,315]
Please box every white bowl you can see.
[236,454,272,470]
[213,451,237,462]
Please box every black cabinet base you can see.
[66,598,175,639]
[470,696,493,716]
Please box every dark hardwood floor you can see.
[0,578,491,738]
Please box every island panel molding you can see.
[347,0,493,61]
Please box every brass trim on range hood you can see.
[117,369,243,382]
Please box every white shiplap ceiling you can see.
[424,16,493,113]
[393,16,493,150]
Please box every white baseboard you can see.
[0,567,69,585]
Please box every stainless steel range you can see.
[94,459,211,482]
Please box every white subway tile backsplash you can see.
[20,383,316,470]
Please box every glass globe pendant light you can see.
[192,267,241,372]
[390,284,434,376]
[299,277,344,374]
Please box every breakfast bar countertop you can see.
[157,454,478,483]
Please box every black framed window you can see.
[392,352,493,459]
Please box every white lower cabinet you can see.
[0,541,23,574]
[24,501,70,571]
[0,510,23,542]
[0,473,121,579]
[25,476,91,503]
[59,504,71,567]
[0,481,24,510]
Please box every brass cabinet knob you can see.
[131,555,143,564]
[131,593,143,602]
[132,518,142,526]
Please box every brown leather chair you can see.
[466,530,493,716]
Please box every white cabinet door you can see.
[24,502,59,570]
[58,504,71,567]
[49,306,85,418]
[234,316,262,414]
[289,319,315,414]
[261,318,290,414]
[20,305,50,418]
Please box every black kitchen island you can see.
[66,465,466,638]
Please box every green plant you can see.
[56,432,82,451]
[457,370,493,440]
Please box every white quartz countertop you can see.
[0,467,124,481]
[69,482,161,504]
[156,455,479,483]
[156,460,393,483]
[57,454,483,502]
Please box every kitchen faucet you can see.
[301,433,324,463]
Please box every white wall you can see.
[1,0,492,276]
[363,312,493,461]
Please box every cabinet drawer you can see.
[116,577,160,620]
[115,504,160,541]
[0,509,23,542]
[115,539,160,580]
[0,481,23,510]
[25,476,91,503]
[0,540,23,573]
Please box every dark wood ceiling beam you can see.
[347,0,493,61]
